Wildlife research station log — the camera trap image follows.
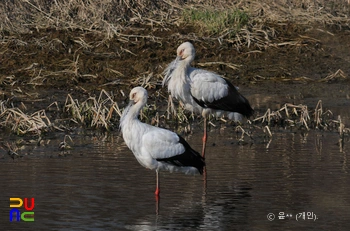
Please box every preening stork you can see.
[162,42,254,157]
[120,86,205,196]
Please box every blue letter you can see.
[9,208,20,222]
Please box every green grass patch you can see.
[182,8,249,37]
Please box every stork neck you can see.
[120,102,144,130]
[175,60,191,83]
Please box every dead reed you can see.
[0,89,122,134]
[64,89,122,130]
[2,141,23,159]
[0,101,52,135]
[162,95,350,144]
[0,88,348,150]
[253,69,348,83]
[1,0,349,46]
[252,100,349,136]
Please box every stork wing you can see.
[141,128,185,159]
[190,69,229,103]
[189,68,254,117]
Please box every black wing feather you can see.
[156,135,205,174]
[192,78,254,118]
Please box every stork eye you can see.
[131,93,136,99]
[179,49,184,56]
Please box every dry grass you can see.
[208,99,350,144]
[176,0,350,49]
[1,1,349,40]
[161,95,349,143]
[64,89,122,130]
[252,100,348,135]
[0,0,175,38]
[319,69,347,82]
[0,89,349,149]
[131,72,161,89]
[0,89,123,134]
[252,69,348,83]
[0,101,53,135]
[197,62,241,71]
[59,134,73,151]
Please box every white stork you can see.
[119,86,205,196]
[162,42,254,157]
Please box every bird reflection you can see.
[149,182,252,230]
[155,195,160,215]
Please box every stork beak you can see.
[176,55,183,61]
[128,100,134,106]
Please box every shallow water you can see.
[1,84,350,230]
[1,128,350,230]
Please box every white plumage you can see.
[120,86,205,196]
[162,42,254,156]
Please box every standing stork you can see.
[162,42,254,157]
[120,86,205,196]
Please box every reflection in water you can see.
[126,179,252,231]
[0,118,350,230]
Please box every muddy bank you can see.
[0,22,349,137]
[1,24,349,93]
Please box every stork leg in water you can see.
[155,170,160,214]
[155,170,160,196]
[201,118,208,188]
[201,118,207,158]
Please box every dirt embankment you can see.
[0,1,349,136]
[1,23,349,101]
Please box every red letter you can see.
[24,198,35,211]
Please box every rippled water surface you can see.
[1,87,350,230]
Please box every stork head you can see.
[177,42,195,62]
[129,87,148,105]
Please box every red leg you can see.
[155,171,160,214]
[155,170,160,196]
[201,117,207,157]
